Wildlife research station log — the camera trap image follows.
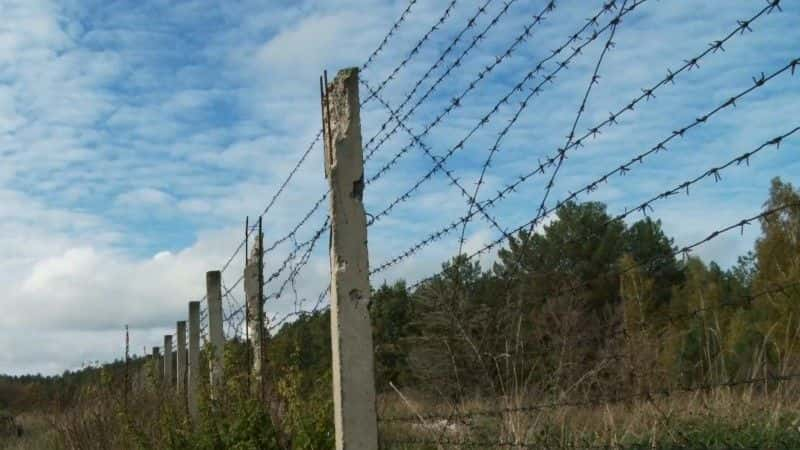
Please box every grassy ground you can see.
[4,387,800,448]
[0,413,59,450]
[378,385,800,449]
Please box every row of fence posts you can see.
[137,68,378,449]
[146,243,266,420]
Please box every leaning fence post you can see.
[164,334,173,388]
[177,321,187,397]
[244,223,265,398]
[188,301,200,420]
[322,67,379,450]
[206,270,225,399]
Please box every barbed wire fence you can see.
[131,0,800,447]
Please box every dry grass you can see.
[0,412,60,450]
[378,381,800,448]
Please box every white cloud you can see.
[115,187,175,209]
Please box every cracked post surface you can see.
[325,67,379,450]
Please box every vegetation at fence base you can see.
[0,341,333,449]
[370,177,800,447]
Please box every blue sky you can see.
[0,0,798,375]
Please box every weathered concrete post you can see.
[206,271,224,398]
[176,321,187,397]
[323,67,379,450]
[187,301,200,420]
[244,229,265,398]
[163,335,173,387]
[151,346,162,385]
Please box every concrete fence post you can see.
[177,321,187,397]
[164,335,173,388]
[323,67,379,450]
[188,301,200,420]
[206,271,224,398]
[244,227,265,398]
[152,346,162,385]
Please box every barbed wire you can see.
[530,0,627,240]
[360,0,419,71]
[363,0,614,183]
[361,0,461,106]
[458,0,625,256]
[360,0,565,240]
[360,77,509,240]
[362,0,519,160]
[267,283,331,333]
[265,219,327,299]
[371,54,798,278]
[365,0,646,229]
[531,0,787,245]
[262,193,329,258]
